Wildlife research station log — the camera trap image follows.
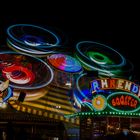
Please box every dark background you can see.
[0,2,139,81]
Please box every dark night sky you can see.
[0,3,139,81]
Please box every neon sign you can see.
[91,78,140,96]
[107,92,140,112]
[112,95,137,108]
[92,95,107,111]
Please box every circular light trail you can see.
[7,24,61,57]
[0,51,54,90]
[2,65,35,84]
[75,41,133,78]
[47,54,83,73]
[12,87,48,101]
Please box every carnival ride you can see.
[0,24,135,126]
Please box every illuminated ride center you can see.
[64,41,140,138]
[0,24,139,139]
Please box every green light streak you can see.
[87,51,114,65]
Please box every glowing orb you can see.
[92,95,107,111]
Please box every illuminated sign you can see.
[91,78,140,96]
[92,95,107,111]
[107,92,140,112]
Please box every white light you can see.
[56,106,61,109]
[65,82,71,86]
[0,102,7,108]
[96,100,101,105]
